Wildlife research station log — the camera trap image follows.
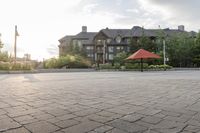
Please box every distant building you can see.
[58,25,197,64]
[58,26,97,61]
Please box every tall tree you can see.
[192,31,200,67]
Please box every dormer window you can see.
[116,36,121,43]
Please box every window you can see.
[107,39,112,44]
[116,46,124,51]
[116,36,121,43]
[86,46,93,50]
[77,41,82,47]
[109,54,114,60]
[73,40,77,45]
[108,46,114,52]
[116,46,121,50]
[97,39,102,45]
[126,38,131,44]
[87,53,93,57]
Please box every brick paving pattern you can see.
[0,71,200,133]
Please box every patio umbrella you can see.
[126,49,161,72]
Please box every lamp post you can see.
[163,39,166,65]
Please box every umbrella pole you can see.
[141,58,143,72]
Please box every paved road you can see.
[0,71,200,133]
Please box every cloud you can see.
[139,0,200,31]
[70,0,200,31]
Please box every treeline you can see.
[129,31,200,67]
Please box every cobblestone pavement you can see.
[0,71,200,133]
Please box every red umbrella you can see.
[126,49,161,72]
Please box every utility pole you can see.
[163,39,166,65]
[14,25,19,62]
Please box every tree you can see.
[113,52,128,65]
[166,33,195,67]
[0,33,4,52]
[129,28,157,54]
[192,31,200,67]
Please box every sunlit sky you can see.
[0,0,199,61]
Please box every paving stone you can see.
[0,118,21,132]
[164,115,191,123]
[55,119,80,128]
[73,108,100,117]
[108,119,147,133]
[24,121,60,133]
[184,125,200,132]
[136,108,161,116]
[8,109,41,118]
[96,111,122,120]
[56,113,77,120]
[0,109,7,115]
[62,120,103,133]
[141,116,162,124]
[45,109,70,117]
[94,125,114,132]
[120,113,144,123]
[0,115,8,120]
[3,127,30,133]
[153,119,187,133]
[160,110,181,117]
[135,120,156,129]
[87,114,115,123]
[107,104,144,115]
[13,115,34,122]
[13,115,38,125]
[153,113,166,119]
[186,119,200,126]
[33,113,55,120]
[143,129,160,133]
[1,72,200,133]
[106,128,128,133]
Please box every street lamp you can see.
[163,39,166,65]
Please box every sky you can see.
[0,0,199,61]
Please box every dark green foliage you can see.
[113,52,128,65]
[125,63,148,69]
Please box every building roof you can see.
[100,26,197,39]
[101,29,132,38]
[74,32,98,44]
[58,35,74,43]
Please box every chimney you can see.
[82,26,87,33]
[178,25,184,31]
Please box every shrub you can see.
[113,52,128,65]
[148,64,172,70]
[114,63,121,69]
[0,52,9,62]
[99,63,113,69]
[0,61,32,70]
[0,61,10,70]
[125,63,148,69]
[44,54,91,69]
